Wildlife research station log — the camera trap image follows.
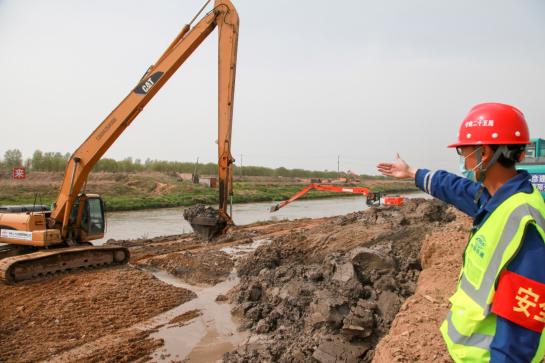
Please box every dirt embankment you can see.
[373,211,470,362]
[224,199,456,362]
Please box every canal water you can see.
[96,192,429,244]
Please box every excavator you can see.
[0,0,239,283]
[270,183,405,212]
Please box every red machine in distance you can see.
[269,183,397,212]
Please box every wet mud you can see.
[225,199,455,362]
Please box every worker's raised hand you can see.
[376,153,417,179]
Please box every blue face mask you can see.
[459,157,477,181]
[458,147,482,182]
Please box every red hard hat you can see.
[448,103,531,148]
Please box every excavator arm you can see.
[50,0,239,239]
[270,184,374,212]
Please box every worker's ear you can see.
[481,145,494,163]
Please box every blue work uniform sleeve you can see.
[490,224,545,362]
[415,168,482,218]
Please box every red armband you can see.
[491,270,545,333]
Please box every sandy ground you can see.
[0,200,469,362]
[0,267,195,362]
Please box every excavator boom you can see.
[0,0,239,282]
[52,0,239,239]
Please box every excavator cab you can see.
[69,194,106,242]
[366,192,382,206]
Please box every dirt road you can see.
[0,199,467,362]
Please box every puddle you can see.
[137,239,272,361]
[145,269,248,362]
[220,239,272,259]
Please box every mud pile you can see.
[143,250,235,285]
[224,199,455,362]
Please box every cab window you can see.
[84,198,105,235]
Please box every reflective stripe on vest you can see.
[445,311,494,350]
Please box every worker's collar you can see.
[479,170,533,214]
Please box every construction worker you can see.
[377,103,545,362]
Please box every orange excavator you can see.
[270,184,405,212]
[0,0,239,283]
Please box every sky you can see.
[1,0,544,174]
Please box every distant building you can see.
[199,177,217,188]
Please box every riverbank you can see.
[0,171,416,211]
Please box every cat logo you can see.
[134,71,164,95]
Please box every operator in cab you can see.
[377,103,545,362]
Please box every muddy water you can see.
[147,240,272,362]
[148,270,247,362]
[97,193,428,244]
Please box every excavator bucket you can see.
[183,204,227,241]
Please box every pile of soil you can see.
[0,266,195,363]
[143,249,235,285]
[224,199,455,362]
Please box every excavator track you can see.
[0,245,130,284]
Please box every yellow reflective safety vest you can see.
[440,187,545,362]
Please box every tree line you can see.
[0,149,382,179]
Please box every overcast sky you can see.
[1,0,544,174]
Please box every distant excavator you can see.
[270,183,405,212]
[0,0,239,283]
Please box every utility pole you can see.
[192,157,199,184]
[337,155,340,177]
[240,153,243,178]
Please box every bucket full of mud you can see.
[183,204,227,241]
